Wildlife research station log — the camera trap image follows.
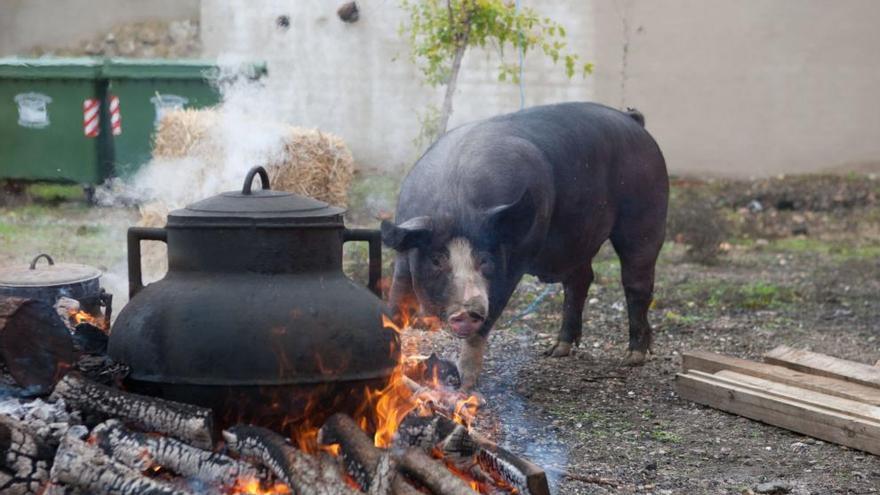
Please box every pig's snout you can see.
[447,309,485,338]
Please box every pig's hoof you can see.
[544,341,573,358]
[620,350,647,366]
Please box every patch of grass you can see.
[663,310,702,325]
[0,222,22,236]
[650,429,682,443]
[27,184,84,202]
[661,278,800,311]
[770,237,880,261]
[734,282,796,310]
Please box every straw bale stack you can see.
[151,108,353,207]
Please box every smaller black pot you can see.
[0,254,112,320]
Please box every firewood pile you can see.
[0,296,550,495]
[676,345,880,456]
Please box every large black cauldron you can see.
[108,167,396,431]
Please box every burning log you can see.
[0,414,55,494]
[91,419,260,487]
[50,427,195,495]
[396,411,550,495]
[49,373,214,450]
[0,297,76,395]
[403,354,461,390]
[222,424,358,495]
[393,413,457,452]
[70,322,108,356]
[398,448,476,495]
[318,414,420,495]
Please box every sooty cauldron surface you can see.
[109,167,397,428]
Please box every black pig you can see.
[382,102,668,390]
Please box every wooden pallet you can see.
[675,346,880,455]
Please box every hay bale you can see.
[152,108,220,160]
[150,108,353,207]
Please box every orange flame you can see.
[254,302,484,486]
[68,309,108,332]
[229,478,291,495]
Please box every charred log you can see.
[92,419,260,487]
[318,414,419,495]
[222,424,358,495]
[70,322,108,356]
[41,482,82,495]
[0,297,75,395]
[0,414,55,494]
[398,448,475,495]
[50,427,194,495]
[403,354,461,390]
[394,413,456,451]
[49,373,214,450]
[396,411,549,495]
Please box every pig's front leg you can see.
[546,265,594,357]
[458,333,487,392]
[387,254,416,323]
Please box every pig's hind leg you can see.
[545,265,594,357]
[610,219,664,366]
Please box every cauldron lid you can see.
[0,254,101,288]
[169,166,344,226]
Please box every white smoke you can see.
[98,59,292,312]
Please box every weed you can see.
[666,188,731,264]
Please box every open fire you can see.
[0,292,549,495]
[227,308,487,494]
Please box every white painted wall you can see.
[6,0,876,177]
[200,0,593,172]
[589,0,880,177]
[201,0,880,177]
[0,0,200,55]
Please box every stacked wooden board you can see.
[675,345,880,455]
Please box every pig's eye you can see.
[478,256,494,275]
[429,253,447,269]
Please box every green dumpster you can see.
[0,58,106,184]
[101,58,223,178]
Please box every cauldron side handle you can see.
[127,227,168,298]
[343,229,382,297]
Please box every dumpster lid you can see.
[101,58,267,80]
[0,58,102,79]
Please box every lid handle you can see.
[242,166,271,195]
[29,253,55,270]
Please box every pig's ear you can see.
[381,216,433,251]
[484,189,535,243]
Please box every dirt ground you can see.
[1,174,879,494]
[396,175,880,495]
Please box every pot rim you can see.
[0,254,102,288]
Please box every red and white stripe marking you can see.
[83,98,100,137]
[109,95,121,136]
[82,96,122,137]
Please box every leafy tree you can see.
[400,0,593,136]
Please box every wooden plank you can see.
[682,351,880,406]
[675,372,880,455]
[764,345,880,389]
[706,370,880,423]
